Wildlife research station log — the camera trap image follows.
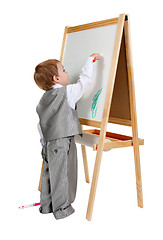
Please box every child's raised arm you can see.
[66,53,101,109]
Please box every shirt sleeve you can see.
[66,56,96,107]
[37,123,45,147]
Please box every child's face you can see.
[54,62,69,86]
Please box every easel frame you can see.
[60,13,144,221]
[38,13,144,221]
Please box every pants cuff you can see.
[53,205,75,220]
[39,205,53,214]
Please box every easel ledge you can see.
[82,129,144,151]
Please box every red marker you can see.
[18,202,40,209]
[93,57,97,62]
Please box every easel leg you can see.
[86,14,125,220]
[133,140,143,207]
[86,147,103,221]
[81,145,90,183]
[38,161,44,191]
[124,15,143,208]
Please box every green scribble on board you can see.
[91,88,103,118]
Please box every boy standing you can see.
[34,53,101,220]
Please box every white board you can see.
[62,23,117,122]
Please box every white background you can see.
[1,0,163,239]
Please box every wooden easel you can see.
[38,13,144,221]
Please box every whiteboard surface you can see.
[62,24,117,122]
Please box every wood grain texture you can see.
[67,17,118,33]
[124,15,143,208]
[81,125,90,183]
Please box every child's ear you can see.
[53,75,59,84]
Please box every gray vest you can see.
[36,86,83,141]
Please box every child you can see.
[34,53,101,220]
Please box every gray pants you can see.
[40,136,77,220]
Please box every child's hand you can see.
[90,53,101,60]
